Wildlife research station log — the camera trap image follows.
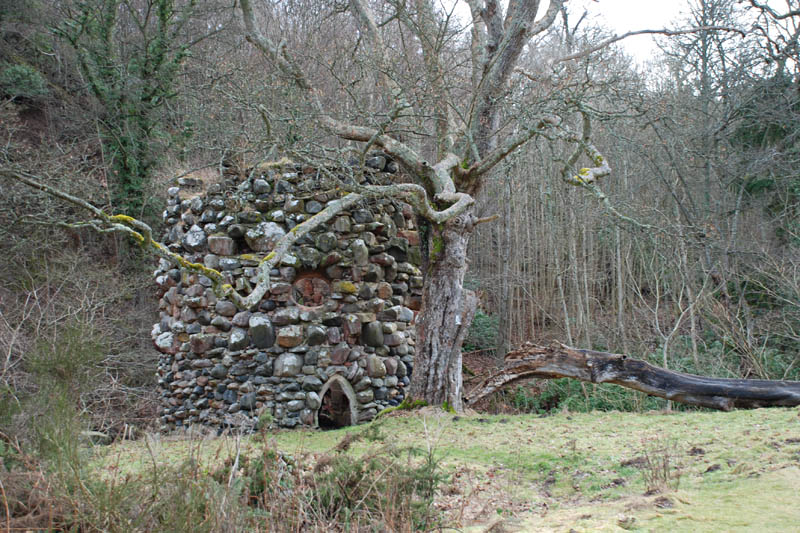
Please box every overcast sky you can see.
[447,0,694,64]
[562,0,691,63]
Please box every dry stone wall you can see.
[152,163,423,431]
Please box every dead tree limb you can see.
[465,343,800,410]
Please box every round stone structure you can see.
[152,163,422,431]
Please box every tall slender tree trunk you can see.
[409,208,478,411]
[496,173,513,360]
[581,209,593,348]
[568,207,586,345]
[615,225,628,354]
[550,217,574,346]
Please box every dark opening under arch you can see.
[315,375,359,429]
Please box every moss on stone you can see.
[375,398,428,419]
[243,252,269,264]
[333,280,358,294]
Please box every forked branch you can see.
[554,112,656,230]
[560,111,611,186]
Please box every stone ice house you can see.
[152,163,423,430]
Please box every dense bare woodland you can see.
[1,0,800,529]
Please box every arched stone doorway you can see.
[315,374,359,429]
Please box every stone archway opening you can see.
[315,375,359,430]
[319,382,351,429]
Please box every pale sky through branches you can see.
[568,0,689,63]
[447,0,692,64]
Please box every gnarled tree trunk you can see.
[409,209,478,411]
[466,343,800,410]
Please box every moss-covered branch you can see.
[2,167,364,310]
[233,192,363,309]
[560,111,611,187]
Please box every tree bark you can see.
[466,342,800,410]
[409,209,478,411]
[495,173,512,360]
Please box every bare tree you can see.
[2,0,743,414]
[234,0,633,410]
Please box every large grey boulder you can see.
[361,321,384,347]
[215,300,237,317]
[240,392,257,411]
[154,331,175,354]
[182,225,207,252]
[307,325,327,346]
[274,353,304,377]
[253,178,271,195]
[249,313,275,348]
[366,354,387,378]
[245,222,286,252]
[306,391,321,410]
[351,239,369,265]
[297,247,322,269]
[315,232,338,252]
[210,364,228,379]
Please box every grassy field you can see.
[96,407,800,531]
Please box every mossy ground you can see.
[94,407,800,531]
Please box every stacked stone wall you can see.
[152,164,422,430]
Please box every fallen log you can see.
[464,342,800,410]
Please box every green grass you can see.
[95,407,800,531]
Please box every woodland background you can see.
[2,0,800,438]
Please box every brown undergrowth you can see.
[0,420,446,532]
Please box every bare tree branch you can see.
[552,112,654,229]
[468,0,563,161]
[239,0,315,94]
[234,191,364,309]
[463,0,486,87]
[547,25,746,66]
[1,167,230,293]
[747,0,800,21]
[1,167,364,310]
[400,0,456,157]
[342,180,474,224]
[464,115,560,181]
[559,112,611,187]
[348,0,411,113]
[239,0,458,203]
